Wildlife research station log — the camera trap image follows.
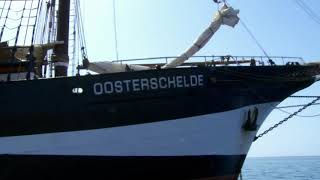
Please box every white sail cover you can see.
[89,61,150,74]
[89,4,239,74]
[163,4,240,69]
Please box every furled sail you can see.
[15,42,64,62]
[162,4,240,69]
[89,61,150,74]
[89,4,240,74]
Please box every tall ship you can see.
[0,0,319,179]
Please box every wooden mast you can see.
[54,0,70,77]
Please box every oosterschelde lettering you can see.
[93,74,204,95]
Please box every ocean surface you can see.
[240,156,320,180]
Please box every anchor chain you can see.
[289,95,320,98]
[254,97,320,142]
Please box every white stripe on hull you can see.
[0,102,278,156]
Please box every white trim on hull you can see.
[0,102,279,156]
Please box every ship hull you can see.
[0,155,244,180]
[0,65,318,179]
[0,103,277,156]
[0,102,277,179]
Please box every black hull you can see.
[0,155,245,180]
[0,65,319,179]
[0,66,317,137]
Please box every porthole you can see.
[72,87,83,94]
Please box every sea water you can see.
[240,156,320,180]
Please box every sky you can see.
[81,0,320,157]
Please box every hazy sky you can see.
[81,0,320,157]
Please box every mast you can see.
[54,0,70,77]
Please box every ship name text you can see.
[93,74,204,95]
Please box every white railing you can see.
[111,55,304,68]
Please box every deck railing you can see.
[111,55,304,67]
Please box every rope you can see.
[4,25,19,30]
[40,1,51,44]
[31,0,43,44]
[44,0,57,78]
[70,0,77,76]
[276,108,320,118]
[75,0,87,56]
[3,36,16,42]
[75,0,89,72]
[277,102,320,109]
[72,11,77,76]
[23,0,35,45]
[0,0,12,41]
[113,0,119,60]
[27,0,41,79]
[13,0,28,46]
[6,16,37,21]
[294,0,320,25]
[79,1,87,54]
[0,0,8,21]
[240,19,270,59]
[47,0,55,43]
[74,0,81,75]
[254,97,320,141]
[1,7,38,13]
[6,17,23,21]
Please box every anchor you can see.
[243,107,259,131]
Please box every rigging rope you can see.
[294,0,320,25]
[23,0,35,45]
[254,97,320,142]
[13,0,27,46]
[0,0,12,41]
[0,0,8,22]
[239,19,270,59]
[277,102,320,109]
[70,0,77,76]
[27,0,42,80]
[46,0,57,78]
[47,0,55,43]
[6,16,37,21]
[33,0,45,44]
[40,0,51,44]
[3,25,19,30]
[223,0,270,59]
[276,108,320,118]
[72,12,77,75]
[0,7,38,13]
[75,0,88,60]
[113,0,119,60]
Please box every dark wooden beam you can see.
[54,0,70,77]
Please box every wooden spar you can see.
[54,0,70,77]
